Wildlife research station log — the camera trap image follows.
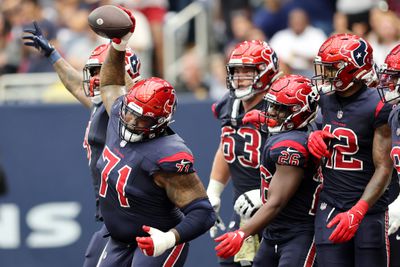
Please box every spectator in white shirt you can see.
[270,8,326,77]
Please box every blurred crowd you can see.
[0,0,400,101]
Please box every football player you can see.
[207,40,281,266]
[308,33,393,267]
[376,43,400,267]
[95,7,215,267]
[214,74,321,267]
[22,21,141,267]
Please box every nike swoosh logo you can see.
[396,235,400,240]
[349,214,354,224]
[287,148,298,153]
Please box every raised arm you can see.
[22,21,92,108]
[99,46,126,114]
[53,59,91,107]
[98,6,137,114]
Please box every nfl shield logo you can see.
[337,110,343,119]
[396,128,400,136]
[320,202,327,210]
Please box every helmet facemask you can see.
[263,91,304,133]
[83,64,102,104]
[227,63,270,100]
[312,57,351,95]
[119,98,172,143]
[261,75,319,134]
[377,64,400,103]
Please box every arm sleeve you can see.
[174,198,216,243]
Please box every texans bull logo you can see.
[127,53,140,76]
[351,39,368,68]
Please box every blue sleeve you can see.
[174,198,216,243]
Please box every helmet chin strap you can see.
[234,86,254,100]
[267,118,281,133]
[121,125,144,143]
[385,90,400,103]
[91,95,102,105]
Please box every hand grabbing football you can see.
[88,5,135,39]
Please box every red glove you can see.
[112,6,136,51]
[214,230,246,258]
[242,110,262,128]
[307,130,335,159]
[327,200,369,243]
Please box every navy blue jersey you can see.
[83,103,109,221]
[261,130,321,242]
[319,86,392,213]
[212,93,267,200]
[97,97,195,244]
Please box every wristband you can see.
[48,50,61,65]
[112,41,126,52]
[207,179,225,198]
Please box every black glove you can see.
[22,21,58,60]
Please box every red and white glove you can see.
[327,200,369,243]
[242,110,262,128]
[307,130,335,159]
[214,230,246,258]
[112,6,136,51]
[136,226,176,257]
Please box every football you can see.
[88,5,133,39]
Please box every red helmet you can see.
[119,77,177,142]
[83,43,141,103]
[377,44,400,103]
[312,33,378,94]
[226,40,280,100]
[263,74,319,133]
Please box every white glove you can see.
[207,179,225,238]
[209,213,226,238]
[234,189,262,220]
[207,179,225,213]
[136,226,176,257]
[112,31,133,51]
[389,195,400,235]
